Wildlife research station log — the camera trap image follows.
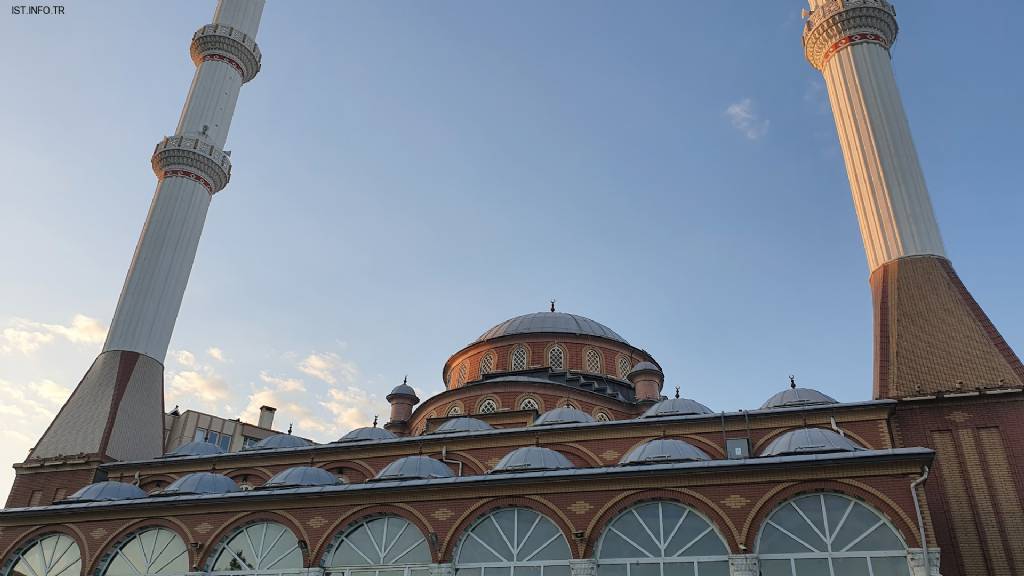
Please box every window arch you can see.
[102,528,189,576]
[480,353,495,376]
[756,493,910,576]
[478,399,498,414]
[596,500,729,575]
[595,411,611,422]
[617,356,632,379]
[510,346,529,371]
[457,364,468,387]
[208,522,303,573]
[322,515,431,576]
[3,533,81,576]
[519,397,540,412]
[455,508,571,575]
[584,349,603,374]
[548,346,565,371]
[447,405,463,417]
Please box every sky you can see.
[0,1,1021,499]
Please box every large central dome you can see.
[476,312,628,344]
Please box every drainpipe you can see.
[910,466,930,575]
[440,446,464,476]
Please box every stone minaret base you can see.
[871,255,1024,399]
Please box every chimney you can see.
[258,405,276,430]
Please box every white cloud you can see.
[171,349,196,368]
[240,387,331,436]
[320,386,388,433]
[166,368,230,406]
[207,347,227,362]
[28,379,72,405]
[725,98,770,140]
[1,314,107,354]
[298,351,358,385]
[259,371,306,392]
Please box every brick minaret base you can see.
[871,255,1024,400]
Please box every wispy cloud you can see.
[1,314,107,354]
[166,348,230,408]
[207,347,227,362]
[320,385,388,432]
[298,351,357,385]
[725,98,770,140]
[259,371,306,392]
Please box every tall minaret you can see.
[28,0,264,462]
[803,1,1024,398]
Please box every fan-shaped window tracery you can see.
[322,516,431,576]
[102,528,188,576]
[454,508,571,575]
[4,534,81,576]
[208,522,303,574]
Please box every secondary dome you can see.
[165,440,225,457]
[620,439,711,465]
[160,472,239,496]
[264,466,340,489]
[762,428,864,457]
[250,434,313,450]
[641,397,714,418]
[337,426,397,443]
[431,417,494,434]
[490,447,574,473]
[63,481,146,503]
[374,456,454,481]
[627,361,662,377]
[477,312,627,344]
[532,406,595,426]
[761,387,838,409]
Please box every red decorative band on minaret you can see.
[822,33,888,66]
[202,53,245,78]
[162,169,214,194]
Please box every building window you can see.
[479,399,498,414]
[206,430,220,446]
[101,528,188,576]
[5,533,81,576]
[595,412,611,422]
[208,522,302,573]
[510,345,528,371]
[447,405,463,417]
[242,436,260,449]
[457,364,468,387]
[617,356,632,379]
[480,352,495,375]
[455,508,571,574]
[585,348,603,374]
[756,493,911,576]
[193,427,207,442]
[322,515,430,575]
[218,434,232,451]
[519,397,540,412]
[548,346,565,370]
[597,501,730,575]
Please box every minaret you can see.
[28,0,264,462]
[803,0,1024,399]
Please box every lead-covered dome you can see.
[63,481,146,503]
[263,466,341,489]
[249,434,313,450]
[762,428,864,457]
[620,439,711,465]
[337,426,397,443]
[431,417,494,434]
[490,447,574,473]
[165,440,225,457]
[532,406,595,426]
[641,397,713,418]
[374,456,454,481]
[159,472,238,496]
[477,312,627,344]
[761,387,838,409]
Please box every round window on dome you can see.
[595,411,611,422]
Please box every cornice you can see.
[803,0,898,70]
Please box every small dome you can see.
[620,439,710,465]
[374,456,454,481]
[264,466,341,489]
[250,434,313,450]
[166,440,225,457]
[160,472,239,496]
[389,383,418,398]
[641,397,713,418]
[762,428,864,457]
[337,426,397,443]
[63,481,146,503]
[490,447,574,473]
[431,417,494,434]
[477,312,628,344]
[532,406,595,426]
[761,387,838,409]
[627,361,662,377]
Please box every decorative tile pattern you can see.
[90,528,108,540]
[433,508,454,521]
[568,501,593,515]
[194,522,213,535]
[721,495,750,510]
[600,450,620,462]
[308,516,327,528]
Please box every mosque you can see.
[2,1,1022,576]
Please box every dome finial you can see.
[403,375,408,385]
[550,299,556,312]
[372,415,378,428]
[675,386,680,399]
[287,423,293,435]
[789,375,797,389]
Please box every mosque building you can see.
[2,1,1022,576]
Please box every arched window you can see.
[595,412,611,422]
[617,356,632,379]
[757,493,910,576]
[597,501,729,575]
[480,353,495,375]
[548,346,565,370]
[519,398,540,412]
[455,508,571,575]
[208,522,302,573]
[510,346,528,371]
[457,364,468,387]
[585,349,602,374]
[102,528,188,576]
[322,516,431,576]
[447,405,463,417]
[4,534,81,576]
[479,399,498,414]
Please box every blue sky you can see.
[0,1,1021,497]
